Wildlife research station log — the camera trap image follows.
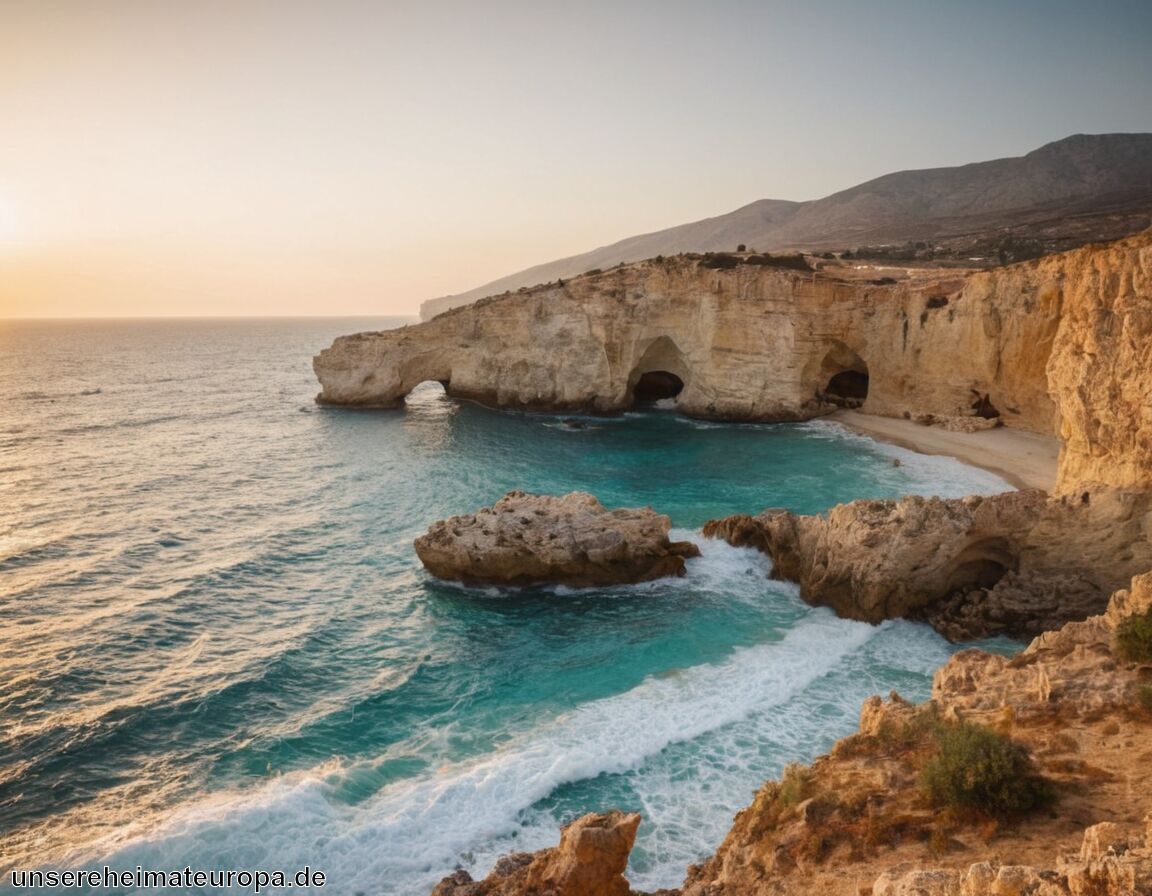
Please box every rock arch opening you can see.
[403,379,451,407]
[627,336,690,407]
[818,343,870,408]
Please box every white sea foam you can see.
[75,561,875,895]
[798,419,1012,496]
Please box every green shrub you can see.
[920,722,1052,816]
[1136,684,1152,714]
[1115,611,1152,662]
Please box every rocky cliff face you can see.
[317,253,1063,431]
[1044,233,1152,493]
[316,232,1152,494]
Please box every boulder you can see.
[431,811,641,896]
[415,491,700,587]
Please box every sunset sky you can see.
[2,0,1150,318]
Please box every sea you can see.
[0,318,1015,895]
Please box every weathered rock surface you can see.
[315,251,1063,430]
[431,811,640,896]
[414,491,700,587]
[1045,233,1152,494]
[701,487,1152,640]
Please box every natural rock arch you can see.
[403,379,451,405]
[816,341,870,408]
[398,355,453,404]
[626,336,690,405]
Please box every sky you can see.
[1,0,1150,318]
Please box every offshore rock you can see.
[702,488,1152,640]
[414,491,699,587]
[430,811,641,896]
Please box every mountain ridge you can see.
[421,133,1152,319]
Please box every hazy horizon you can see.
[2,0,1151,319]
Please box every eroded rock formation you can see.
[701,487,1152,640]
[431,811,641,896]
[316,253,1063,429]
[414,491,700,587]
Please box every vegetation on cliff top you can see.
[921,720,1053,817]
[1115,610,1152,662]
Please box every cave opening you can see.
[814,342,870,409]
[403,380,450,406]
[945,537,1016,594]
[971,391,1001,419]
[632,370,685,403]
[825,369,870,403]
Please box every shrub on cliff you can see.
[741,253,814,272]
[699,253,740,269]
[920,722,1052,817]
[1115,610,1152,662]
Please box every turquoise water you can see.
[0,319,1012,894]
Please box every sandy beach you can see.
[830,410,1060,492]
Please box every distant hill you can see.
[421,133,1152,319]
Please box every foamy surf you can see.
[67,607,877,895]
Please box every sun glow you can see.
[0,198,17,242]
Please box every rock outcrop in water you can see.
[431,811,640,896]
[414,491,700,587]
[701,487,1152,640]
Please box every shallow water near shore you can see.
[0,319,1014,894]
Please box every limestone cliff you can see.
[315,256,1063,431]
[316,231,1152,495]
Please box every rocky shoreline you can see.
[701,487,1152,642]
[433,574,1152,896]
